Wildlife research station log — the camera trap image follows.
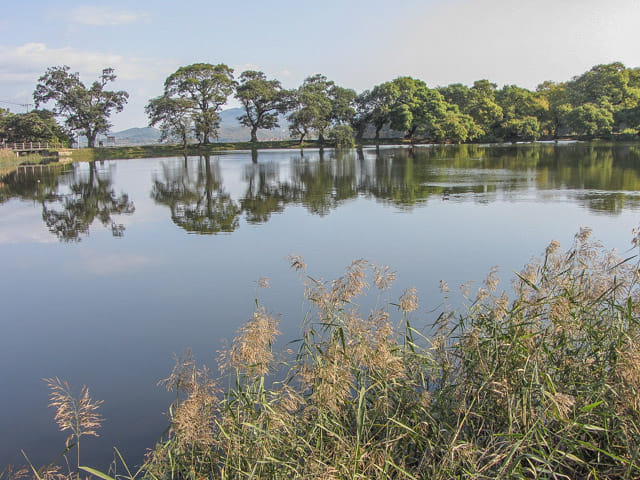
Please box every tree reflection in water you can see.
[151,154,240,234]
[1,161,135,241]
[149,144,640,235]
[5,144,639,241]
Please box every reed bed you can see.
[7,227,640,479]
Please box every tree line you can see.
[4,61,640,148]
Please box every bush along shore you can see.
[8,227,640,479]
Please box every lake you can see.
[1,142,640,469]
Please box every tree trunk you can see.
[250,127,258,143]
[318,132,325,145]
[87,129,96,148]
[405,126,417,141]
[375,125,382,141]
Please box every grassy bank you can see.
[0,150,47,175]
[9,228,640,479]
[68,140,322,162]
[1,133,638,173]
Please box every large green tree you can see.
[161,63,235,144]
[496,85,546,141]
[567,103,614,138]
[431,106,482,143]
[366,81,404,140]
[288,75,355,144]
[536,80,572,138]
[235,70,288,143]
[439,80,503,140]
[145,96,193,149]
[351,90,375,140]
[387,77,448,141]
[33,66,128,148]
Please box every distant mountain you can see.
[97,108,292,147]
[216,107,291,142]
[112,127,161,145]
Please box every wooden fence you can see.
[1,142,65,152]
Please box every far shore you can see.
[2,135,639,174]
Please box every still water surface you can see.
[1,143,640,467]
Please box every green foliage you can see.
[0,109,70,144]
[536,80,569,137]
[288,74,355,144]
[33,66,128,148]
[438,80,503,140]
[162,63,235,144]
[235,70,288,142]
[351,89,374,139]
[145,95,193,149]
[388,77,448,140]
[329,124,355,149]
[431,107,482,143]
[567,103,614,138]
[568,62,636,107]
[500,116,541,142]
[367,80,403,140]
[139,60,640,147]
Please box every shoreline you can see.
[2,135,639,175]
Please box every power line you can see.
[0,100,33,112]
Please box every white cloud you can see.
[0,42,180,128]
[0,206,57,245]
[70,6,150,26]
[0,42,173,84]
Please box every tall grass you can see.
[140,228,640,479]
[10,227,640,479]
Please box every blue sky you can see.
[1,0,639,130]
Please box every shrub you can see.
[329,125,355,150]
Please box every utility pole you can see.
[0,100,33,112]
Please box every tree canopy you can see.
[0,108,70,144]
[235,70,289,143]
[33,60,640,150]
[145,96,193,149]
[288,75,355,144]
[161,63,235,144]
[33,66,128,148]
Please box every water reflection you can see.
[241,161,286,223]
[3,144,640,239]
[1,161,135,241]
[151,154,240,234]
[149,144,640,234]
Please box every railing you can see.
[0,141,65,151]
